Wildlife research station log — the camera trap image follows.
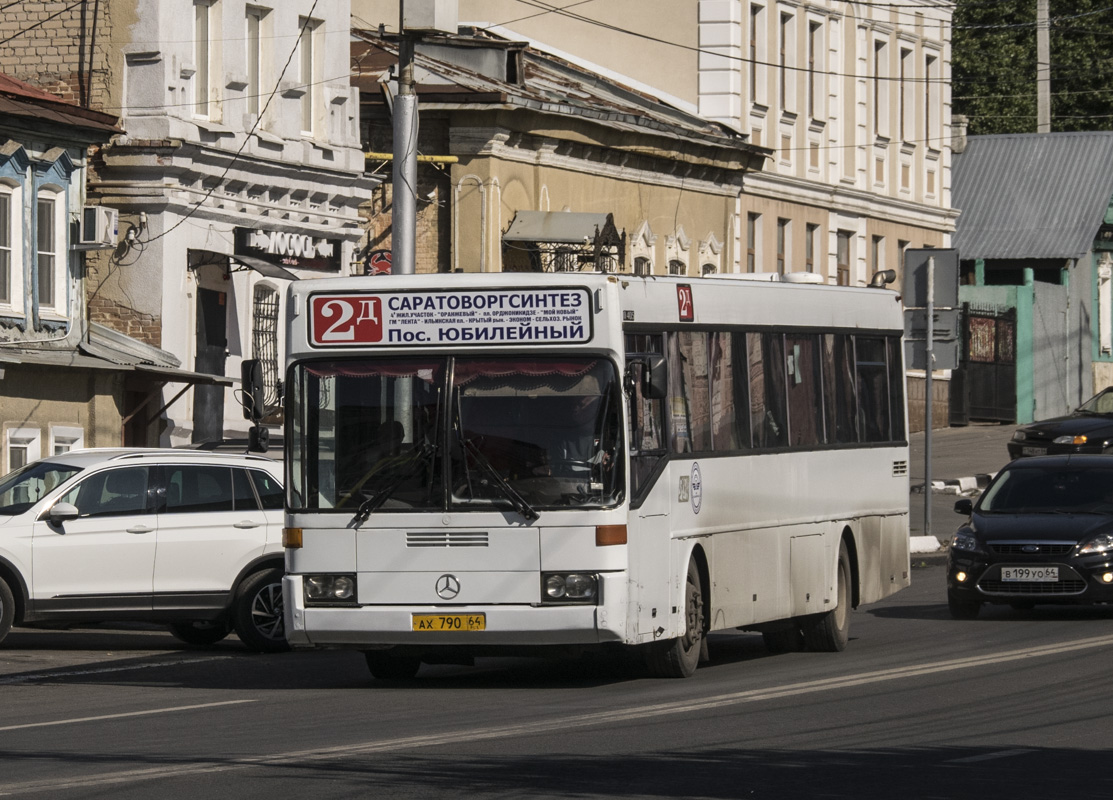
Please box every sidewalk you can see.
[907,421,1016,554]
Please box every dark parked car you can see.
[1008,386,1113,459]
[947,455,1113,619]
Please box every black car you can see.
[947,455,1113,619]
[1007,386,1113,459]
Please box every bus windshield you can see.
[288,356,624,514]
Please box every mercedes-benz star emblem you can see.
[435,573,461,600]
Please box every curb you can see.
[929,472,995,495]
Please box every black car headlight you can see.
[542,572,599,604]
[951,531,979,553]
[1079,534,1113,556]
[1053,434,1088,446]
[303,574,357,605]
[1012,430,1027,442]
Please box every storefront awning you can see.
[232,255,300,282]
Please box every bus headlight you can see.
[542,572,599,603]
[303,574,357,605]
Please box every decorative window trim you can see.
[5,426,41,473]
[49,425,84,455]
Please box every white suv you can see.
[0,448,287,652]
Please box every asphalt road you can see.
[3,560,1113,799]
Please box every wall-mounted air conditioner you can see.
[78,206,119,248]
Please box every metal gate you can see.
[960,305,1017,422]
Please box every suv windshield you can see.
[0,461,83,515]
[288,356,624,514]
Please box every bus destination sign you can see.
[309,287,593,347]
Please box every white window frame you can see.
[193,0,213,119]
[50,425,84,455]
[924,49,941,149]
[6,427,41,474]
[298,16,320,136]
[778,11,796,114]
[749,4,767,108]
[806,17,825,122]
[899,45,914,144]
[35,187,66,316]
[0,181,21,314]
[247,5,269,120]
[873,37,889,140]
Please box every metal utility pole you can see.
[392,2,418,275]
[1037,0,1050,133]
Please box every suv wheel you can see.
[233,567,290,653]
[0,577,14,645]
[169,619,232,646]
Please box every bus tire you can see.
[645,557,705,678]
[365,650,422,680]
[233,568,290,653]
[0,576,13,645]
[802,540,851,652]
[169,620,232,646]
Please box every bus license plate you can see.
[412,613,486,631]
[1002,566,1058,582]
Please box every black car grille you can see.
[979,579,1087,595]
[989,543,1075,556]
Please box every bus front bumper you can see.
[282,574,627,648]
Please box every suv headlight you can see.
[951,531,979,553]
[1079,534,1113,555]
[303,574,357,605]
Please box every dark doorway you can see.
[193,287,227,443]
[953,305,1017,423]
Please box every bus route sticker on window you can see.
[677,284,694,322]
[309,287,593,347]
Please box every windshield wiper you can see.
[455,430,539,522]
[352,442,437,523]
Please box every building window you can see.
[298,17,319,135]
[837,230,852,286]
[6,427,40,475]
[779,13,793,112]
[805,223,819,273]
[0,191,9,305]
[634,256,651,276]
[668,260,687,276]
[747,213,761,273]
[900,47,914,143]
[36,193,64,313]
[776,218,789,275]
[702,263,717,276]
[252,284,281,410]
[750,4,765,106]
[194,1,212,118]
[807,20,823,120]
[50,425,84,455]
[873,39,887,138]
[872,235,884,276]
[925,52,939,147]
[247,7,266,118]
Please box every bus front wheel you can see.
[644,557,705,678]
[801,540,851,652]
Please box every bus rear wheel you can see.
[645,557,705,678]
[801,540,851,652]
[365,650,422,680]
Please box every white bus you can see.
[281,273,910,678]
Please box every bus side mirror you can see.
[241,359,265,423]
[642,355,667,400]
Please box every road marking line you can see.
[946,749,1035,764]
[0,700,256,732]
[3,633,1113,795]
[0,655,235,685]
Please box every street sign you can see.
[904,308,961,342]
[903,248,959,309]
